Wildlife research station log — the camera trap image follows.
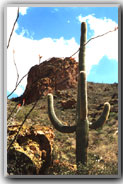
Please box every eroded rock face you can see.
[7,124,54,175]
[22,57,78,104]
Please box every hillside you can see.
[7,80,118,175]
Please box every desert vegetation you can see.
[7,80,118,175]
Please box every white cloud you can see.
[7,10,118,97]
[7,7,19,43]
[19,7,29,15]
[7,33,79,96]
[54,8,59,12]
[77,14,118,74]
[51,8,59,13]
[7,7,29,45]
[19,27,35,39]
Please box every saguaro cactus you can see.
[47,22,110,166]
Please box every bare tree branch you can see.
[7,73,28,98]
[7,7,19,49]
[7,26,118,102]
[7,98,39,153]
[13,49,19,87]
[70,48,80,58]
[84,26,118,46]
[7,103,18,121]
[70,26,118,58]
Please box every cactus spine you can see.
[47,22,110,166]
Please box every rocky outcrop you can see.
[22,57,78,104]
[7,124,54,175]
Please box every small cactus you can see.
[47,22,110,166]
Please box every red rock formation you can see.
[22,57,78,104]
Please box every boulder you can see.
[7,124,54,175]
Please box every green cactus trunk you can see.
[47,22,110,167]
[76,22,89,165]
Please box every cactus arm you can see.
[48,93,76,133]
[89,102,110,129]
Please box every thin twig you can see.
[7,103,18,121]
[7,98,39,153]
[84,27,118,46]
[7,73,28,98]
[13,49,19,87]
[70,48,80,58]
[70,26,118,58]
[7,7,19,49]
[7,72,39,121]
[39,54,42,64]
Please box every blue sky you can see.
[16,7,118,43]
[7,6,118,98]
[87,55,118,83]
